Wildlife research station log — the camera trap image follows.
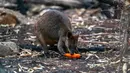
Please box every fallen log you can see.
[24,0,83,8]
[24,0,99,8]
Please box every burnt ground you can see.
[0,52,117,73]
[0,8,129,73]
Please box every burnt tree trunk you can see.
[117,1,130,72]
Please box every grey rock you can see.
[0,42,19,57]
[0,8,28,24]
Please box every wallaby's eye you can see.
[1,13,6,16]
[67,32,73,39]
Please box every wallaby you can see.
[35,10,79,57]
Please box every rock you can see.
[0,8,28,24]
[0,42,20,57]
[0,44,17,57]
[0,11,18,27]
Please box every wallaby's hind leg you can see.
[36,32,50,58]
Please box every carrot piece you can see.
[64,53,72,58]
[64,53,81,58]
[71,53,81,58]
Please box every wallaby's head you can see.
[65,31,79,54]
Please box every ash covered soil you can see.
[0,8,129,73]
